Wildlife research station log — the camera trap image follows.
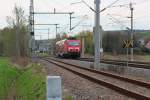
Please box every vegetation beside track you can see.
[0,57,46,100]
[16,64,46,100]
[0,57,20,100]
[84,53,150,62]
[35,52,49,57]
[139,32,150,38]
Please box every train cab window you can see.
[68,42,79,46]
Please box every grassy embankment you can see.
[139,32,150,38]
[84,53,150,62]
[0,57,46,100]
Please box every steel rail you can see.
[78,58,150,69]
[42,57,150,99]
[46,57,150,88]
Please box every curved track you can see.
[42,57,150,99]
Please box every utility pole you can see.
[70,13,72,31]
[48,28,50,40]
[130,2,134,61]
[94,0,101,69]
[81,31,85,58]
[56,24,58,38]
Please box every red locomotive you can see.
[55,38,81,58]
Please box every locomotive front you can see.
[66,40,81,57]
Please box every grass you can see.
[141,55,150,61]
[34,52,49,57]
[139,32,150,38]
[0,57,46,100]
[103,53,150,62]
[0,57,73,100]
[16,64,46,100]
[63,95,73,100]
[0,57,20,100]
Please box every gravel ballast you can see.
[34,58,134,100]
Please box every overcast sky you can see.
[0,0,150,39]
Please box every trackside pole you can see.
[94,0,101,69]
[130,3,134,61]
[47,76,62,100]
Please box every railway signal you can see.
[30,32,34,36]
[122,40,133,48]
[122,39,133,68]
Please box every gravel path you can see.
[33,58,134,100]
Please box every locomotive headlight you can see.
[68,47,80,52]
[68,47,73,51]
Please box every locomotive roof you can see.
[56,38,79,45]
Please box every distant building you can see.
[34,39,56,54]
[35,40,50,53]
[138,39,145,46]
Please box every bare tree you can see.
[5,5,28,58]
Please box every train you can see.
[55,38,81,58]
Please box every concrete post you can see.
[130,3,134,61]
[94,0,101,69]
[47,76,62,100]
[81,32,85,58]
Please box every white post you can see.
[47,76,62,100]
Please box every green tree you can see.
[0,30,4,55]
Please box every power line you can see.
[107,13,130,19]
[101,0,121,12]
[71,0,121,13]
[82,0,95,12]
[135,0,150,5]
[70,15,89,30]
[107,14,129,29]
[71,0,95,12]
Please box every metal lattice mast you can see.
[30,0,34,35]
[29,0,35,52]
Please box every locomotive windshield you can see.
[68,42,79,46]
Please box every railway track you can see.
[78,58,150,69]
[42,57,150,99]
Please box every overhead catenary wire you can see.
[42,0,72,12]
[81,0,95,12]
[32,0,150,38]
[108,0,150,9]
[71,0,121,13]
[106,14,129,29]
[134,0,150,5]
[101,0,121,12]
[70,15,89,30]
